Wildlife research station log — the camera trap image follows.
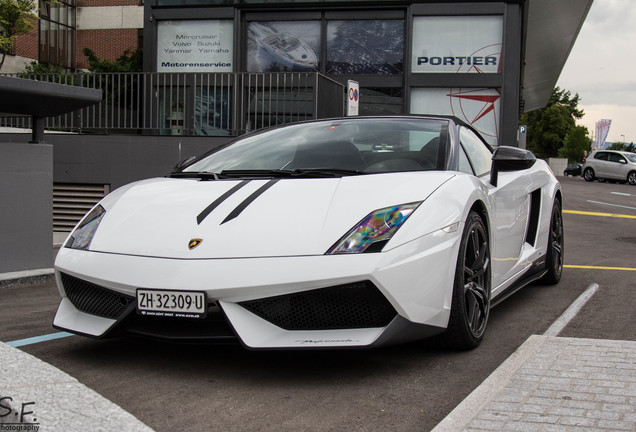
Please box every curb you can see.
[431,334,548,432]
[0,342,154,431]
[0,269,55,289]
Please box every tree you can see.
[81,47,143,110]
[607,142,625,151]
[608,142,636,152]
[558,125,591,162]
[0,0,38,70]
[82,47,143,73]
[19,59,66,75]
[520,87,584,159]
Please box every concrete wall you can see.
[3,133,232,190]
[548,158,568,177]
[0,142,53,273]
[77,6,144,30]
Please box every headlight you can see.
[327,202,420,254]
[64,205,106,250]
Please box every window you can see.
[608,153,626,163]
[594,152,609,161]
[458,146,474,175]
[358,88,403,115]
[39,0,75,69]
[326,20,403,75]
[459,127,492,177]
[247,21,320,73]
[157,20,234,72]
[410,88,501,147]
[411,15,503,74]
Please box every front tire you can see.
[540,198,564,285]
[439,211,491,350]
[583,168,595,182]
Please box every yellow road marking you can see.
[565,265,636,272]
[563,210,636,219]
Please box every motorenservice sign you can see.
[411,15,503,74]
[157,20,234,72]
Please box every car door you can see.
[607,152,628,180]
[593,151,611,178]
[458,127,530,289]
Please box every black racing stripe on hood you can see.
[197,180,251,225]
[221,179,281,225]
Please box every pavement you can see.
[1,272,635,431]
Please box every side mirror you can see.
[490,146,536,186]
[173,156,197,172]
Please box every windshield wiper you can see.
[288,168,363,177]
[168,171,222,180]
[170,168,364,180]
[219,169,364,178]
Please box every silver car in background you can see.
[582,150,636,185]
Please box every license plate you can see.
[137,289,207,319]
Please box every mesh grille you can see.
[61,273,135,320]
[239,281,397,330]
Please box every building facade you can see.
[143,0,519,146]
[141,0,592,148]
[5,0,143,72]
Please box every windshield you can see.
[625,153,636,163]
[182,118,447,176]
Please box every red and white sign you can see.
[347,80,359,116]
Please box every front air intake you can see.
[239,281,397,330]
[61,273,135,320]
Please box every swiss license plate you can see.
[136,289,207,319]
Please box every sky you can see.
[556,0,636,145]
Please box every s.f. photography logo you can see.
[0,396,39,432]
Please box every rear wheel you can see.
[628,171,636,186]
[439,211,491,350]
[583,168,595,182]
[540,198,564,285]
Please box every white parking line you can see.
[587,200,636,211]
[543,283,599,337]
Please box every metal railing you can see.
[0,72,345,136]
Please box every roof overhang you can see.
[521,0,594,112]
[0,76,101,117]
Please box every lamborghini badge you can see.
[188,238,203,250]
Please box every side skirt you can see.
[491,257,548,308]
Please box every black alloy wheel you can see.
[439,211,491,350]
[540,198,564,285]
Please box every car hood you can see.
[87,173,455,259]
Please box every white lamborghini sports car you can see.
[53,116,563,350]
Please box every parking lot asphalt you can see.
[1,176,635,432]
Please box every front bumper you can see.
[53,229,460,349]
